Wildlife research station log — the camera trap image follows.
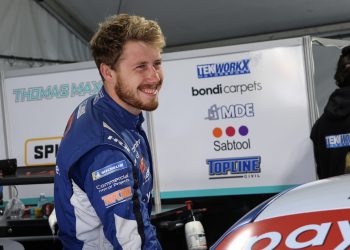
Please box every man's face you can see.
[111,41,163,115]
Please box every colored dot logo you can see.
[212,127,223,138]
[226,126,235,137]
[212,125,248,138]
[239,126,248,136]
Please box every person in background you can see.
[54,14,165,249]
[310,45,350,179]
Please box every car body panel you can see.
[211,175,350,250]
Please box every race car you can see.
[210,174,350,249]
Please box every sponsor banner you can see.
[214,208,350,250]
[1,38,318,199]
[154,38,316,197]
[2,63,102,166]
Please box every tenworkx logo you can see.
[325,133,350,148]
[197,59,250,79]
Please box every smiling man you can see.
[54,14,165,250]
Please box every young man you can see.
[54,14,165,249]
[310,45,350,179]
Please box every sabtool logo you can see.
[212,126,251,152]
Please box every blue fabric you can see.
[54,87,161,249]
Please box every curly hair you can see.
[334,45,350,87]
[90,14,165,74]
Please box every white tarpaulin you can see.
[0,0,91,161]
[1,62,101,198]
[0,0,90,71]
[2,63,101,167]
[153,37,317,198]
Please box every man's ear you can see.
[100,63,114,83]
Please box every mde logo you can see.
[205,103,254,120]
[212,126,250,151]
[197,59,250,79]
[25,137,62,166]
[207,156,261,179]
[213,208,350,250]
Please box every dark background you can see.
[155,194,276,250]
[14,193,275,250]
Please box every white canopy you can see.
[0,0,91,70]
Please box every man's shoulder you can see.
[102,122,133,156]
[57,96,104,167]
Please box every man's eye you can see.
[136,64,146,69]
[154,61,162,69]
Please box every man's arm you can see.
[71,145,142,249]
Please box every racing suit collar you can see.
[96,87,144,130]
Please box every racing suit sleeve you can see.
[70,145,143,249]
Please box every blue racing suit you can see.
[54,87,161,249]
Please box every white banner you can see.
[2,65,102,166]
[1,38,318,199]
[153,39,317,198]
[1,63,102,198]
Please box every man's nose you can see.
[146,66,160,82]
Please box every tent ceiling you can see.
[37,0,350,49]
